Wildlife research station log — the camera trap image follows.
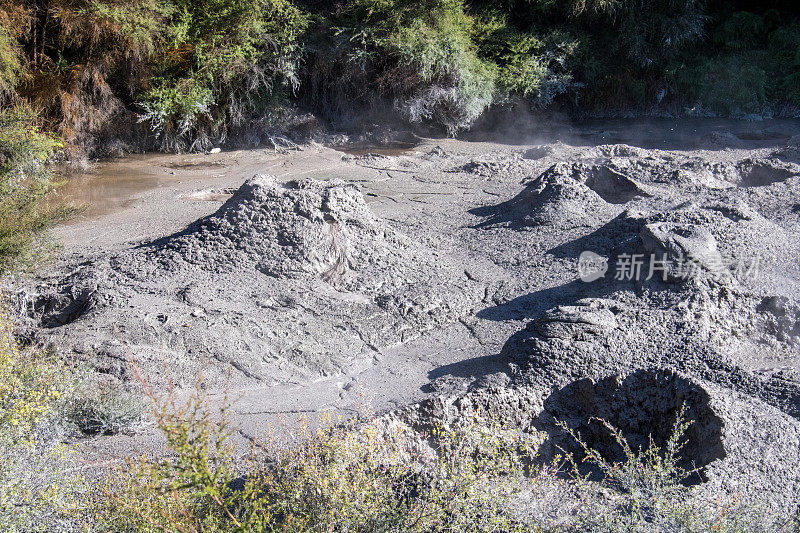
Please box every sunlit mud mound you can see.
[494,200,800,412]
[582,146,743,190]
[21,176,485,386]
[582,144,648,159]
[135,176,458,298]
[380,368,800,516]
[634,197,800,292]
[579,144,800,191]
[448,151,533,178]
[153,176,384,282]
[472,151,755,231]
[474,162,633,229]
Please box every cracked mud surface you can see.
[11,118,800,514]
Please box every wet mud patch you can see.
[181,187,237,202]
[337,141,418,157]
[735,130,791,141]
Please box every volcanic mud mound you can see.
[580,144,800,192]
[22,176,485,385]
[474,162,620,229]
[502,285,800,413]
[480,187,800,413]
[639,222,730,283]
[139,176,449,293]
[634,199,800,293]
[474,145,800,235]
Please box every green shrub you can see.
[66,382,145,436]
[699,53,768,116]
[0,25,22,102]
[139,0,308,151]
[310,0,498,135]
[475,12,579,108]
[99,386,533,532]
[767,23,800,106]
[576,0,708,68]
[0,105,61,272]
[712,11,768,51]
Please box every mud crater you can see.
[536,370,726,481]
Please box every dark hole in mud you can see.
[791,204,800,213]
[535,369,725,484]
[583,167,649,204]
[35,288,95,328]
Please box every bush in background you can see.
[0,105,61,272]
[138,0,308,151]
[306,0,498,135]
[3,0,800,146]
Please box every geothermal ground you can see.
[12,119,800,520]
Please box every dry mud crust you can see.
[20,176,485,385]
[381,368,800,517]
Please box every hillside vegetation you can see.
[0,0,797,152]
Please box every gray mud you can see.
[12,119,800,517]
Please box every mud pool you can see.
[12,118,800,517]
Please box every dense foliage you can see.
[0,105,61,271]
[0,0,798,145]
